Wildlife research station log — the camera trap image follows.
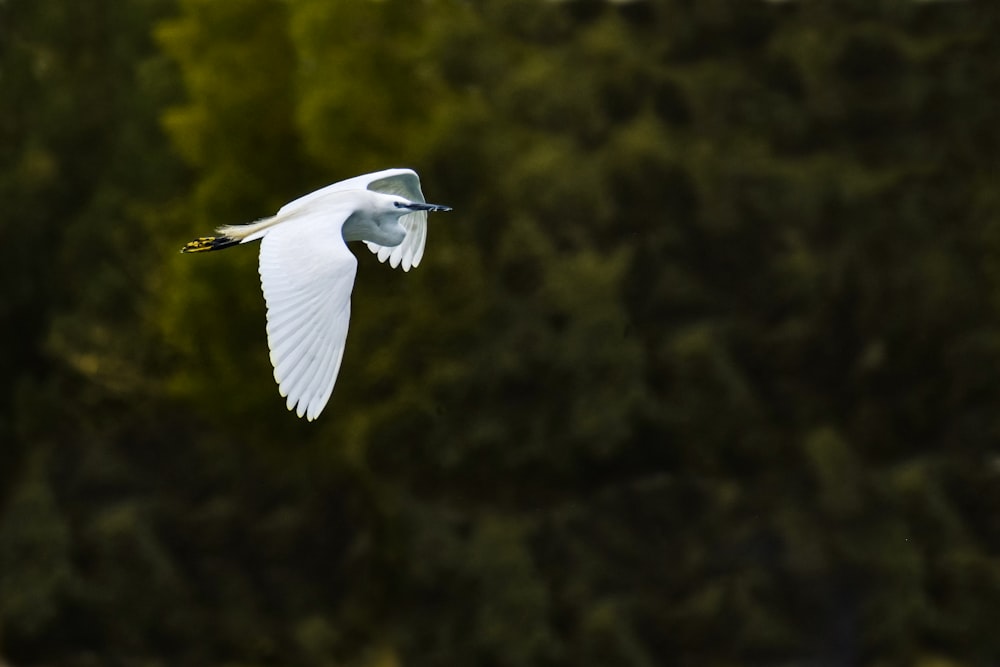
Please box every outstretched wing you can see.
[258,208,358,421]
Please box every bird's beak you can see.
[406,202,452,212]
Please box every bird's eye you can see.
[394,201,407,208]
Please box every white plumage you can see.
[182,168,451,420]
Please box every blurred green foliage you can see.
[2,0,1000,665]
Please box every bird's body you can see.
[182,168,451,421]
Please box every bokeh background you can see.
[2,1,1000,665]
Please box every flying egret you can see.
[181,168,452,421]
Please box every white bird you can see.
[181,168,451,421]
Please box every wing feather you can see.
[273,319,323,396]
[280,301,339,400]
[267,294,327,361]
[258,208,357,421]
[305,328,344,418]
[364,212,426,272]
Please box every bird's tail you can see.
[180,235,240,253]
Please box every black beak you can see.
[406,202,452,212]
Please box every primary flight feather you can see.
[181,168,452,421]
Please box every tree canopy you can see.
[2,1,1000,665]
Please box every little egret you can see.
[181,168,452,421]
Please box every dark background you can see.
[2,1,1000,665]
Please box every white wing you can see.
[363,210,426,272]
[258,208,358,421]
[277,168,428,272]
